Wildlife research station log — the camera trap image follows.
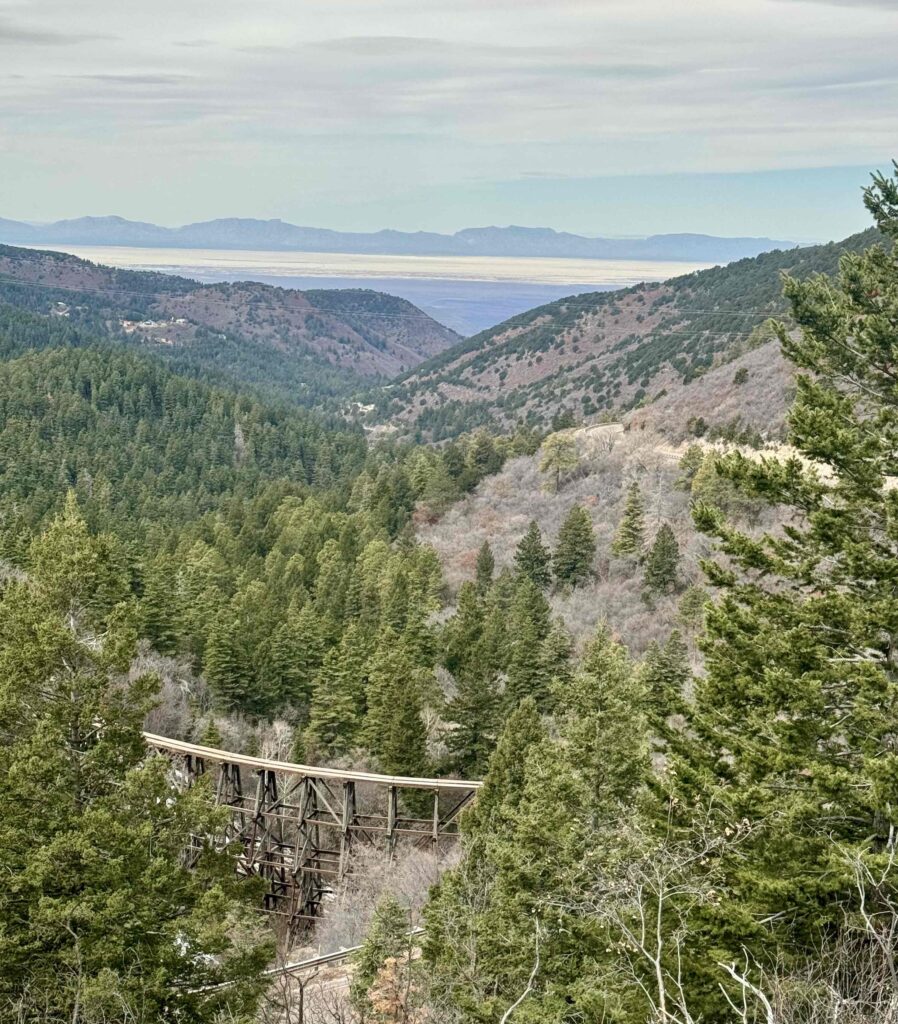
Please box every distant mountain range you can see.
[0,215,797,263]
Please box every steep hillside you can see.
[376,228,879,439]
[628,338,793,439]
[0,245,459,402]
[416,421,781,658]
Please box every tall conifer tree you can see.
[426,627,650,1020]
[552,505,596,588]
[506,578,552,708]
[513,520,552,590]
[640,629,690,728]
[643,523,680,594]
[612,481,645,557]
[475,540,495,592]
[446,670,502,777]
[363,632,429,777]
[670,168,898,1007]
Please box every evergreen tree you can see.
[677,584,709,635]
[256,609,323,712]
[640,629,690,728]
[612,481,645,556]
[506,578,552,709]
[442,582,485,680]
[670,169,898,1013]
[199,716,224,747]
[552,505,596,588]
[287,604,328,701]
[513,520,552,590]
[304,667,359,758]
[477,598,511,681]
[420,460,459,515]
[401,599,437,669]
[643,523,680,594]
[363,633,429,776]
[424,699,548,1020]
[140,554,179,654]
[426,628,650,1022]
[562,622,650,811]
[0,518,270,1020]
[551,407,576,432]
[541,617,573,696]
[29,490,131,622]
[313,538,349,629]
[304,622,370,755]
[351,894,412,1018]
[203,610,251,711]
[446,670,502,777]
[676,444,706,491]
[382,566,409,632]
[538,433,578,492]
[467,430,504,481]
[690,455,762,521]
[475,540,495,592]
[253,627,290,713]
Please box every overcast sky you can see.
[1,0,896,239]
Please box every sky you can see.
[1,0,896,240]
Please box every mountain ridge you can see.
[371,228,880,440]
[0,244,460,402]
[0,215,796,263]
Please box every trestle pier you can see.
[144,732,482,935]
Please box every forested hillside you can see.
[0,343,367,545]
[374,227,879,440]
[0,244,460,403]
[0,332,535,729]
[0,301,550,1022]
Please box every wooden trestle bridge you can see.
[144,733,482,935]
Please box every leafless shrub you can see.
[137,643,210,738]
[314,845,457,954]
[257,719,296,762]
[555,810,758,1024]
[637,341,792,442]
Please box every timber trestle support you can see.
[143,732,481,937]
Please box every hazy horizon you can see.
[0,165,884,244]
[1,213,807,244]
[24,243,714,284]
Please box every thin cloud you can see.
[777,0,897,6]
[72,74,189,86]
[0,15,112,45]
[311,35,448,54]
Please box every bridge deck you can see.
[143,732,483,792]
